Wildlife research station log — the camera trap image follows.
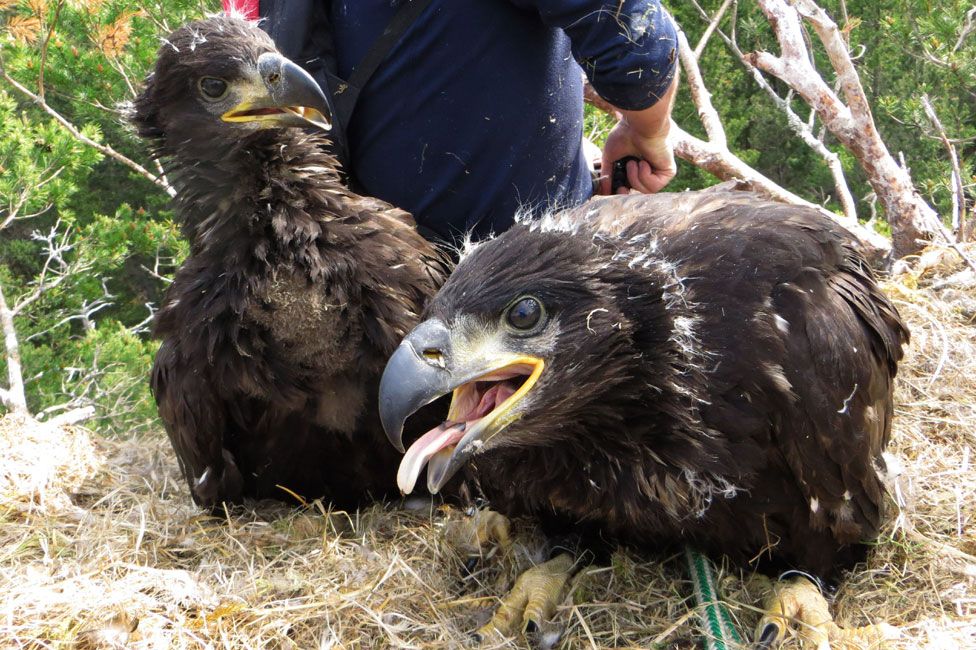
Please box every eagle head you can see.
[380,223,688,495]
[132,15,332,157]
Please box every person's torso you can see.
[331,0,592,244]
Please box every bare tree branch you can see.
[46,406,96,426]
[670,124,811,207]
[106,56,139,99]
[12,220,88,315]
[677,29,726,148]
[128,302,158,336]
[0,283,28,414]
[921,95,967,242]
[141,246,178,285]
[693,0,734,59]
[694,21,859,223]
[0,59,175,197]
[47,355,145,427]
[953,7,976,53]
[24,298,113,342]
[0,165,63,232]
[103,49,174,191]
[746,0,940,258]
[837,0,850,44]
[0,218,120,417]
[685,0,857,221]
[668,28,890,261]
[762,87,858,221]
[728,0,739,48]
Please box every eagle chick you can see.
[382,189,908,579]
[133,16,445,508]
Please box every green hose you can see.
[685,547,744,650]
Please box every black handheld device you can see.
[611,156,643,193]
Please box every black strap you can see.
[258,0,432,177]
[331,0,435,131]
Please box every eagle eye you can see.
[506,296,544,331]
[198,77,228,101]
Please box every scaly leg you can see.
[755,576,899,650]
[473,552,576,643]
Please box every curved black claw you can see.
[754,622,781,649]
[463,555,481,576]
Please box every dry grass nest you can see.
[2,245,975,650]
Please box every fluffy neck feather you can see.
[151,124,442,376]
[157,129,351,264]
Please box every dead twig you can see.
[693,0,733,59]
[921,95,968,242]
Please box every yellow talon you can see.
[471,509,513,552]
[756,576,899,649]
[443,508,512,570]
[475,552,575,642]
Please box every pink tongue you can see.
[396,381,519,495]
[397,422,466,494]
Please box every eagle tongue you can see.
[426,446,454,494]
[397,421,466,495]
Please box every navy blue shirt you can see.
[324,1,676,242]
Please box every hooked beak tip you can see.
[223,52,334,130]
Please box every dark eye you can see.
[506,297,543,331]
[198,77,228,100]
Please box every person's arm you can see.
[512,0,677,105]
[510,0,680,194]
[510,0,678,194]
[597,72,677,195]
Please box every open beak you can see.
[379,319,544,495]
[222,52,332,131]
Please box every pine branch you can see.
[0,57,175,198]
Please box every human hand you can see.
[597,117,675,195]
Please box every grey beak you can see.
[379,319,456,452]
[257,52,333,128]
